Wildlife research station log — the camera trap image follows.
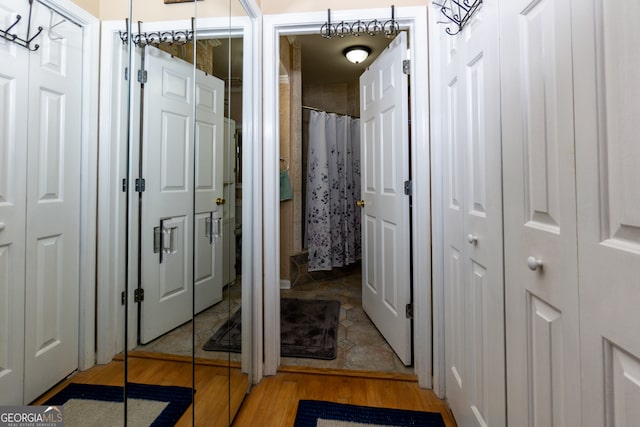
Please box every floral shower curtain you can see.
[305,110,361,271]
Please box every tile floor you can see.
[136,269,413,375]
[136,281,243,362]
[281,269,413,374]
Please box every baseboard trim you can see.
[277,365,418,383]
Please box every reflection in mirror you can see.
[192,1,252,423]
[121,0,199,424]
[118,0,251,424]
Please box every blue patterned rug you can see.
[294,400,446,427]
[44,383,192,426]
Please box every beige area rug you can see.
[43,383,193,426]
[63,398,168,427]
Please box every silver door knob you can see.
[0,222,5,231]
[527,256,543,271]
[467,234,478,244]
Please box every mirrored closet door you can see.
[115,0,254,424]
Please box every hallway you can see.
[32,356,455,427]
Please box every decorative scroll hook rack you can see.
[320,5,400,39]
[433,0,483,35]
[0,0,44,51]
[119,18,194,47]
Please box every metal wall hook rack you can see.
[119,18,194,47]
[433,0,483,35]
[320,5,399,39]
[0,0,43,51]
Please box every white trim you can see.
[262,6,432,387]
[97,14,261,379]
[408,7,432,391]
[242,0,264,384]
[428,4,446,399]
[97,20,129,363]
[36,0,100,373]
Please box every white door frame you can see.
[97,5,262,383]
[427,4,446,399]
[36,0,99,372]
[262,6,432,388]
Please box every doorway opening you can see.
[263,7,431,387]
[277,30,413,374]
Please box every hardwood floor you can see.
[33,355,456,427]
[233,368,457,427]
[32,353,248,427]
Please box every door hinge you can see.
[405,303,414,319]
[124,67,128,81]
[121,291,125,305]
[404,180,412,196]
[138,69,147,84]
[135,178,146,193]
[402,59,410,75]
[134,288,145,303]
[122,178,127,192]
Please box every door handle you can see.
[216,197,226,205]
[215,217,223,239]
[527,256,543,271]
[158,219,176,264]
[163,227,172,253]
[356,200,365,208]
[0,222,5,231]
[467,234,478,244]
[206,212,213,244]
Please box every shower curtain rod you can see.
[302,105,359,118]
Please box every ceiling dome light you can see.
[343,46,371,64]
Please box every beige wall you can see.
[302,81,359,117]
[260,0,425,15]
[71,0,99,17]
[94,0,244,21]
[279,37,303,281]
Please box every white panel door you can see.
[193,68,224,314]
[500,0,582,425]
[573,2,640,425]
[23,4,83,403]
[440,2,505,425]
[140,47,194,343]
[359,31,411,365]
[0,0,28,405]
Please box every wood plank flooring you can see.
[32,353,249,427]
[233,368,457,427]
[32,355,456,427]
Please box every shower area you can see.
[279,37,364,287]
[303,108,361,272]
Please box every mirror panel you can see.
[122,0,198,424]
[120,0,252,424]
